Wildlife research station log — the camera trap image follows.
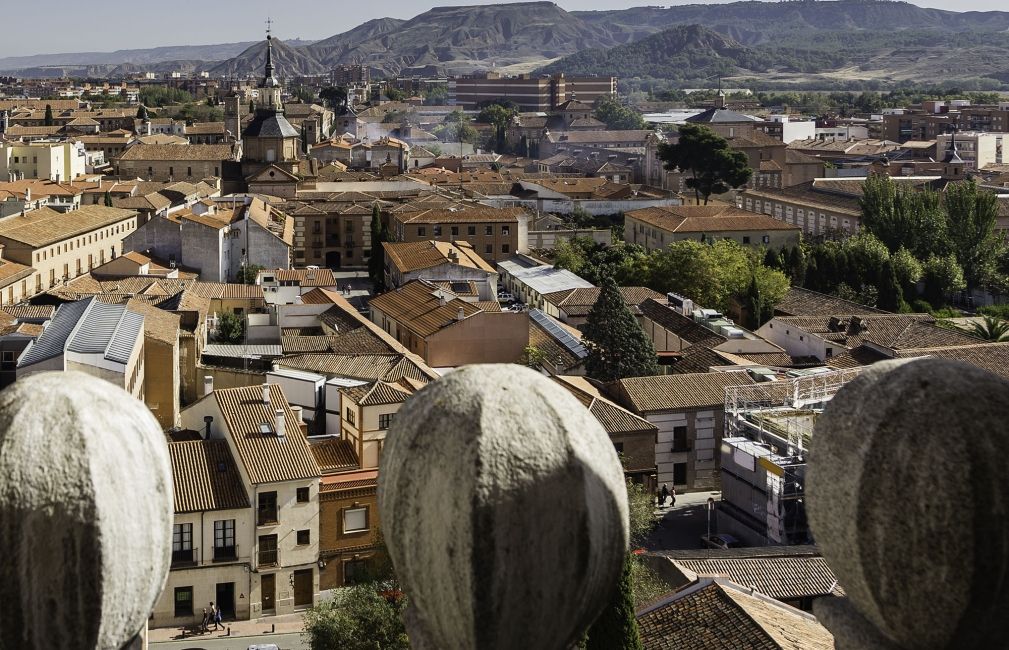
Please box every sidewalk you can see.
[148,612,305,643]
[643,490,721,551]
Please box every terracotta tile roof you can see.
[211,384,320,484]
[310,438,360,474]
[771,314,979,350]
[168,439,250,513]
[0,205,137,248]
[638,299,727,346]
[774,287,887,317]
[542,286,662,318]
[282,327,392,355]
[117,143,237,161]
[368,279,483,338]
[189,282,264,300]
[383,239,497,274]
[398,206,527,224]
[741,182,861,216]
[626,205,799,233]
[125,299,180,345]
[1,304,54,321]
[545,130,653,144]
[267,268,339,286]
[715,350,822,369]
[555,376,656,437]
[0,259,36,288]
[343,379,415,406]
[299,287,342,305]
[277,353,433,382]
[184,122,226,135]
[665,554,843,600]
[612,371,754,413]
[637,579,834,650]
[669,338,734,374]
[320,468,379,493]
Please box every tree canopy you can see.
[583,276,659,382]
[657,124,752,204]
[593,95,646,131]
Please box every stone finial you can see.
[378,364,629,649]
[807,358,1009,650]
[0,372,173,650]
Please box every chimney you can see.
[203,415,213,440]
[275,408,286,438]
[262,383,271,405]
[292,405,304,422]
[457,307,465,321]
[203,375,214,396]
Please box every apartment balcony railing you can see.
[171,547,199,568]
[257,547,280,568]
[212,544,239,563]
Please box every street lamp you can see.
[706,497,715,541]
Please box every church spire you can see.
[263,17,279,89]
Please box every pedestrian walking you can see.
[200,607,209,632]
[660,483,670,509]
[210,602,220,630]
[670,486,677,507]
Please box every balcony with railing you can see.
[212,544,239,563]
[170,546,199,568]
[257,545,280,568]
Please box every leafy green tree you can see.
[478,103,519,153]
[892,247,923,298]
[136,104,149,120]
[970,315,1009,342]
[320,86,348,111]
[922,253,966,307]
[433,111,479,144]
[876,258,904,312]
[859,174,946,258]
[369,205,387,293]
[942,180,1006,294]
[303,585,409,650]
[785,245,807,286]
[584,554,643,650]
[215,311,245,343]
[43,104,54,126]
[423,85,448,105]
[552,238,589,276]
[657,123,752,204]
[519,345,547,370]
[384,87,406,102]
[583,276,658,382]
[236,264,263,285]
[593,95,646,130]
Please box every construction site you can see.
[717,367,862,546]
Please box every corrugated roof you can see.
[212,384,321,484]
[168,439,250,513]
[310,438,360,474]
[18,298,143,368]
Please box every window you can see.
[172,523,194,564]
[379,413,394,429]
[762,235,770,244]
[433,225,442,237]
[344,559,368,585]
[174,587,194,617]
[467,225,476,236]
[258,534,278,567]
[742,236,751,245]
[345,407,356,426]
[2,351,13,363]
[502,226,510,236]
[257,491,278,526]
[417,227,426,237]
[451,226,459,236]
[343,507,368,533]
[485,244,493,254]
[297,487,310,503]
[485,226,493,235]
[672,426,689,452]
[501,244,510,254]
[613,442,624,454]
[213,519,236,561]
[297,529,311,545]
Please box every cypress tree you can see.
[369,204,387,294]
[745,272,763,330]
[583,276,658,382]
[103,190,113,207]
[876,258,903,312]
[763,247,781,270]
[43,104,54,127]
[787,245,806,286]
[585,554,643,650]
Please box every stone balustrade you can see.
[4,358,1006,650]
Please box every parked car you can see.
[248,645,280,650]
[497,292,514,302]
[701,533,741,550]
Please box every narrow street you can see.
[642,490,722,551]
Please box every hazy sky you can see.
[0,0,1002,58]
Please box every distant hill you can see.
[5,1,1009,85]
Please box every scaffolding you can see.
[724,367,863,456]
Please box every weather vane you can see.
[266,16,273,37]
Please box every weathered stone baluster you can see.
[379,364,629,649]
[0,371,173,650]
[808,358,1009,650]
